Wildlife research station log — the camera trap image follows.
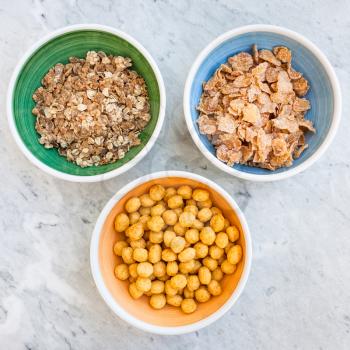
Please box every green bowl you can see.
[7,24,166,182]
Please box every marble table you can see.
[0,0,349,349]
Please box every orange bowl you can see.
[90,171,252,334]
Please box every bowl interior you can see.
[12,29,160,176]
[189,31,334,175]
[98,177,247,327]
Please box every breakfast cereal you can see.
[197,45,315,170]
[113,184,243,314]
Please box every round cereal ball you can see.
[212,267,224,281]
[192,260,202,273]
[114,213,130,232]
[208,280,222,296]
[162,210,178,226]
[170,274,187,289]
[203,256,218,271]
[184,205,198,216]
[126,223,144,241]
[217,255,225,265]
[158,275,170,282]
[164,187,177,202]
[178,247,196,262]
[113,240,128,256]
[168,195,184,209]
[147,216,165,232]
[128,263,138,278]
[140,194,156,208]
[149,231,164,244]
[150,293,166,309]
[129,211,140,225]
[200,227,216,245]
[162,248,177,262]
[215,232,229,249]
[177,185,193,199]
[125,197,141,213]
[138,215,150,230]
[144,290,152,297]
[150,280,165,294]
[129,238,146,249]
[139,206,151,216]
[209,245,224,260]
[153,261,166,278]
[137,262,153,278]
[198,199,213,209]
[186,199,197,206]
[129,282,143,299]
[170,236,186,253]
[198,266,212,285]
[174,207,183,217]
[133,247,148,262]
[136,277,152,292]
[166,294,183,307]
[151,203,166,217]
[149,184,166,201]
[179,212,196,228]
[173,223,186,236]
[181,298,197,314]
[187,275,200,291]
[197,208,213,223]
[185,228,199,244]
[195,286,211,303]
[115,264,129,280]
[184,287,194,299]
[148,244,162,264]
[165,280,178,296]
[221,259,237,274]
[210,207,222,215]
[166,261,179,276]
[197,200,212,211]
[121,247,135,264]
[210,214,225,232]
[226,226,240,242]
[178,260,195,274]
[163,230,176,247]
[227,245,243,265]
[192,189,210,202]
[225,242,234,254]
[194,242,209,259]
[192,219,204,230]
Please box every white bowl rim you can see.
[90,170,252,335]
[183,24,342,182]
[6,24,166,183]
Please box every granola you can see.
[197,45,315,170]
[32,51,151,167]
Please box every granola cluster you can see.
[197,45,315,170]
[32,51,151,167]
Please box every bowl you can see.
[7,24,166,182]
[183,24,342,181]
[90,171,252,334]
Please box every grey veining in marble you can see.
[0,0,349,349]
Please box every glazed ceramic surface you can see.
[90,171,252,334]
[184,25,341,181]
[8,24,165,181]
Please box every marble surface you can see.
[0,0,349,349]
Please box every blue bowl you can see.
[184,25,341,181]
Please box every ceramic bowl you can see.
[90,171,252,334]
[183,24,341,181]
[7,24,165,182]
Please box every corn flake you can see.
[196,44,315,170]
